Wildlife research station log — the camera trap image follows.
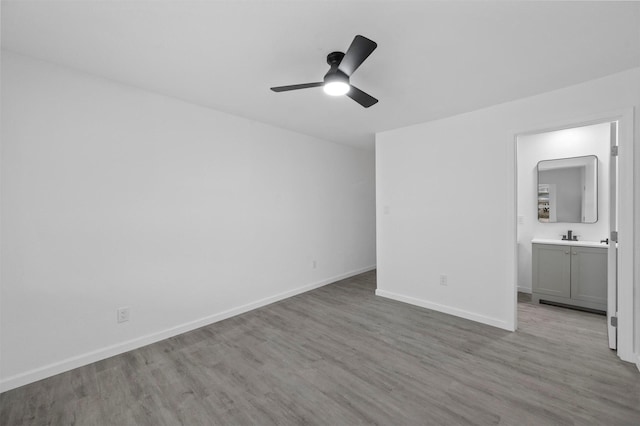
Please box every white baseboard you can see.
[517,286,532,294]
[375,289,513,331]
[0,265,376,393]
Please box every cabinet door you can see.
[532,244,570,298]
[570,246,607,305]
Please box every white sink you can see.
[531,238,608,248]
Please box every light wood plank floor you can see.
[1,271,639,425]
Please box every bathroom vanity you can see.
[531,239,607,312]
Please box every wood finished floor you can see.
[1,271,639,425]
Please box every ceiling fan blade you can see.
[270,82,323,92]
[347,85,378,108]
[338,35,377,76]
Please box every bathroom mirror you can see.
[537,155,598,223]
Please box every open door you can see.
[607,121,618,350]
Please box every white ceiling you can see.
[2,1,639,149]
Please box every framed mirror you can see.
[537,155,598,223]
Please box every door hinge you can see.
[611,146,619,156]
[610,316,618,327]
[611,231,618,243]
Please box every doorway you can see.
[513,111,634,363]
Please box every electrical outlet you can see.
[440,274,448,286]
[517,215,525,225]
[117,307,130,323]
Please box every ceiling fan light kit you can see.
[271,35,378,108]
[323,80,350,96]
[323,73,350,97]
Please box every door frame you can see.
[511,107,635,363]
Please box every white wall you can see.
[375,67,639,358]
[0,51,376,391]
[517,123,611,292]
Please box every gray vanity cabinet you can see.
[532,243,607,312]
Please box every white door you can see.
[607,121,618,350]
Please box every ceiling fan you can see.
[270,35,378,108]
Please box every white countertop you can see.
[531,238,608,248]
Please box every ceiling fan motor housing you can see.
[324,51,349,84]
